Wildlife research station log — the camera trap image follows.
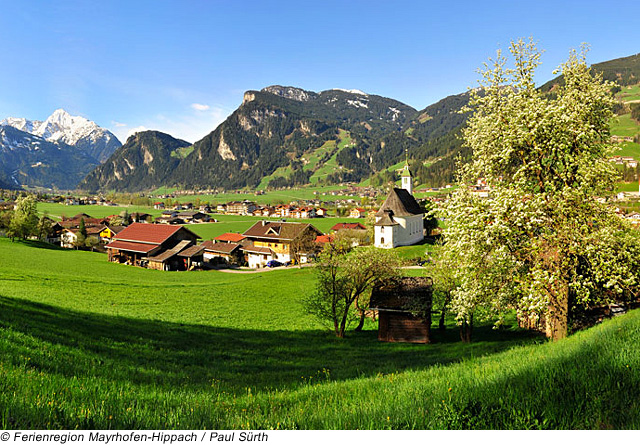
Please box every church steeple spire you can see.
[400,149,413,195]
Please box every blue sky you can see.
[1,0,639,144]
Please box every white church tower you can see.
[400,151,413,195]
[374,154,424,249]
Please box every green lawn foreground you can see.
[0,239,638,429]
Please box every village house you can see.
[274,204,293,218]
[130,212,152,223]
[374,160,424,249]
[315,234,334,246]
[154,202,165,210]
[242,221,323,268]
[60,228,79,248]
[226,200,257,215]
[154,216,185,225]
[99,225,125,243]
[349,207,366,218]
[59,225,103,248]
[106,223,200,270]
[201,240,244,265]
[331,222,367,232]
[241,244,275,268]
[161,210,178,218]
[251,206,275,217]
[178,211,210,223]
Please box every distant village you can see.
[3,157,640,272]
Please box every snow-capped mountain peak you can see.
[0,116,42,134]
[1,109,121,163]
[36,108,99,145]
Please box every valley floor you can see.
[0,239,638,429]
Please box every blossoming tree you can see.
[442,39,640,341]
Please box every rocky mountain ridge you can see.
[81,86,468,192]
[0,109,122,189]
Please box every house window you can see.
[380,226,385,234]
[381,237,385,244]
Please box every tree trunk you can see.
[546,288,569,341]
[439,309,446,331]
[459,313,473,342]
[439,292,451,331]
[354,309,365,331]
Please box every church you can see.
[374,160,424,249]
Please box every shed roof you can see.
[375,188,423,218]
[145,240,192,263]
[177,245,205,258]
[369,277,433,311]
[242,245,274,255]
[202,241,242,254]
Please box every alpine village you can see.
[3,45,640,430]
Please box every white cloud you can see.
[109,106,229,145]
[190,103,210,111]
[127,125,149,135]
[111,121,127,127]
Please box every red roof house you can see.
[214,232,247,243]
[331,222,367,232]
[106,223,200,269]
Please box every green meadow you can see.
[1,239,639,429]
[610,113,640,138]
[617,84,640,103]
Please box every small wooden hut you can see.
[369,277,433,343]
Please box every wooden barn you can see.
[106,223,200,269]
[369,277,433,343]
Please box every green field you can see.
[617,84,640,103]
[617,141,640,158]
[610,113,640,138]
[1,239,639,429]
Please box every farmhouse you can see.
[106,223,200,269]
[201,240,244,265]
[369,277,433,343]
[241,244,275,268]
[242,221,323,267]
[374,161,424,248]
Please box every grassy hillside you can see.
[0,239,639,429]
